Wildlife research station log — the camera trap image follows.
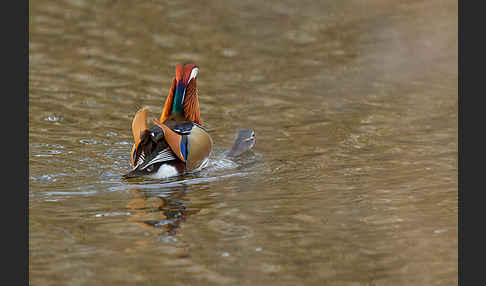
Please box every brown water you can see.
[29,0,458,285]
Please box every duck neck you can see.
[171,81,185,115]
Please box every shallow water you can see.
[29,0,458,285]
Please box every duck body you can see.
[124,119,212,179]
[123,64,213,179]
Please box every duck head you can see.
[159,64,202,125]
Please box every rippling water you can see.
[29,0,458,285]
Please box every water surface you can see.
[30,0,458,285]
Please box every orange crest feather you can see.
[184,79,202,125]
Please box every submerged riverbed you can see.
[29,0,458,285]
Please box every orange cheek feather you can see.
[160,78,176,123]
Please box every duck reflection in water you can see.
[127,185,199,237]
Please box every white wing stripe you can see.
[141,148,178,170]
[135,153,145,167]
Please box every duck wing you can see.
[124,126,180,179]
[125,108,181,179]
[134,135,178,171]
[132,125,179,165]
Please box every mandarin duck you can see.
[123,64,213,179]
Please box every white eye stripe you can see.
[188,67,199,84]
[182,67,198,103]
